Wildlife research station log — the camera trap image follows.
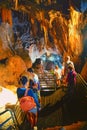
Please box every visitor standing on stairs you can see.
[54,65,62,87]
[27,68,41,110]
[65,56,75,76]
[66,64,77,95]
[17,76,38,129]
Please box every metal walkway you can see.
[38,71,57,96]
[37,73,87,129]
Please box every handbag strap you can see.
[24,88,29,96]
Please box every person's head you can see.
[19,76,29,87]
[27,68,35,79]
[32,81,38,89]
[67,56,70,61]
[27,68,34,73]
[68,64,74,71]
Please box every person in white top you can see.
[54,65,62,86]
[65,56,74,76]
[66,56,74,67]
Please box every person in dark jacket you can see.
[27,68,41,108]
[66,64,77,94]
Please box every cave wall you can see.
[0,3,87,88]
[81,61,87,82]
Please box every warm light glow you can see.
[49,10,61,28]
[46,51,51,57]
[68,6,83,55]
[15,0,18,10]
[0,86,17,111]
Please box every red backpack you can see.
[19,96,36,112]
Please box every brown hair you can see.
[68,64,74,70]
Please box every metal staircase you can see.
[38,71,57,96]
[38,73,87,129]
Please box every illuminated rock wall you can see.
[0,4,87,88]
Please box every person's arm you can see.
[27,89,40,108]
[17,88,26,99]
[66,73,69,86]
[73,71,77,85]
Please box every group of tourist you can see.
[16,55,77,129]
[17,67,41,129]
[54,55,77,94]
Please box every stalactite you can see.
[68,6,83,56]
[15,0,18,10]
[42,21,48,48]
[1,8,13,26]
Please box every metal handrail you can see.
[5,100,26,130]
[78,73,87,87]
[0,109,16,130]
[76,73,87,89]
[0,100,26,130]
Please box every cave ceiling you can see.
[0,0,87,13]
[0,0,87,63]
[0,0,87,86]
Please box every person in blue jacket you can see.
[17,76,40,128]
[17,75,40,109]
